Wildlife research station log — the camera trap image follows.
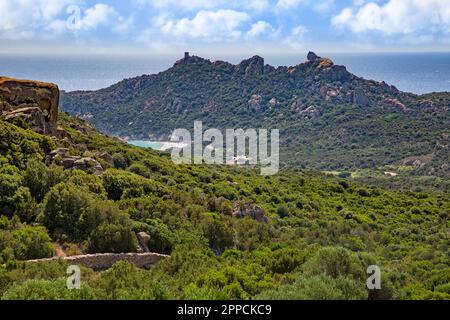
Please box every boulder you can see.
[0,77,59,134]
[268,98,279,108]
[291,96,305,112]
[50,149,104,174]
[99,152,114,166]
[137,232,151,253]
[353,88,371,107]
[325,65,352,82]
[305,53,352,82]
[248,94,263,112]
[307,51,319,62]
[3,107,49,134]
[72,157,103,172]
[299,106,321,119]
[61,157,79,168]
[237,56,265,76]
[50,148,69,158]
[232,201,268,223]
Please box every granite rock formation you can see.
[0,77,59,134]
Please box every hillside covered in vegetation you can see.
[61,52,450,184]
[0,111,448,300]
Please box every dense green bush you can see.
[91,262,169,300]
[2,278,94,300]
[87,222,137,254]
[23,159,65,203]
[0,168,34,219]
[255,274,367,300]
[302,247,365,280]
[11,226,54,260]
[40,182,93,240]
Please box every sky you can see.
[0,0,449,55]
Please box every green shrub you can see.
[41,183,92,240]
[87,222,137,254]
[0,171,34,219]
[2,278,94,300]
[12,226,53,260]
[302,247,365,280]
[255,274,367,300]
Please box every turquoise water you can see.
[0,53,449,94]
[128,140,165,150]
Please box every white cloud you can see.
[282,25,308,49]
[275,0,307,10]
[0,1,131,40]
[332,0,450,35]
[160,9,250,41]
[313,0,335,14]
[247,21,274,37]
[245,0,271,12]
[144,0,220,10]
[136,0,269,12]
[79,4,118,30]
[0,0,77,39]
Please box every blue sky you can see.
[0,0,449,54]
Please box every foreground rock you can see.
[0,77,59,134]
[137,232,151,253]
[48,148,104,174]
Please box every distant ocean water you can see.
[0,53,449,94]
[127,140,164,150]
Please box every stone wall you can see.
[27,253,169,270]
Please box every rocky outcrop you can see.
[417,99,437,112]
[306,52,353,82]
[291,96,305,112]
[3,107,50,134]
[27,253,168,270]
[49,148,103,174]
[320,85,340,102]
[307,51,319,62]
[248,94,263,112]
[353,88,371,107]
[232,201,268,223]
[0,77,59,134]
[382,98,413,113]
[237,56,265,76]
[299,106,321,119]
[137,232,151,253]
[397,154,433,168]
[268,98,279,109]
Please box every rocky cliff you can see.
[0,77,59,134]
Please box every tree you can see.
[0,171,34,220]
[23,159,64,203]
[12,226,54,260]
[87,222,137,254]
[41,182,92,240]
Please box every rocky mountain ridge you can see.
[59,52,449,178]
